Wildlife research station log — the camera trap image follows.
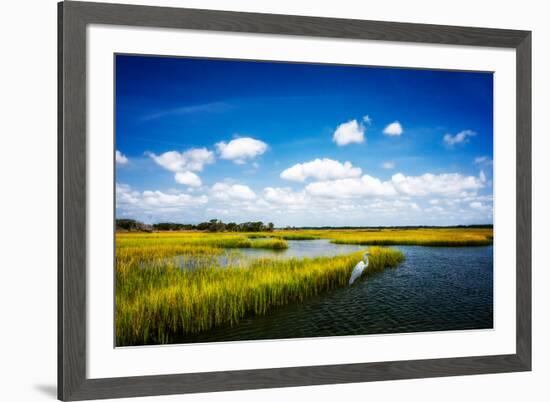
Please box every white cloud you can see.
[216,137,268,164]
[306,175,397,198]
[149,151,185,172]
[391,172,483,197]
[468,199,491,212]
[182,148,216,171]
[211,182,256,201]
[246,184,492,226]
[115,150,128,165]
[280,158,362,182]
[332,119,365,146]
[148,147,214,186]
[116,183,139,205]
[469,201,483,209]
[381,161,395,169]
[263,187,307,206]
[253,185,429,223]
[116,183,208,212]
[141,190,208,207]
[304,172,484,199]
[443,130,476,147]
[149,148,214,173]
[363,115,372,124]
[149,151,186,172]
[383,121,403,136]
[174,171,202,187]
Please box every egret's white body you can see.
[349,253,369,285]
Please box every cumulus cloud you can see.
[115,150,128,165]
[252,185,429,223]
[443,130,476,147]
[306,175,397,198]
[332,119,365,146]
[280,158,362,182]
[391,172,483,196]
[148,148,214,187]
[116,183,208,212]
[381,161,395,169]
[263,187,308,206]
[116,183,140,205]
[383,121,403,136]
[251,181,490,226]
[363,115,372,124]
[149,148,214,173]
[211,182,256,201]
[304,172,484,199]
[141,190,208,207]
[174,171,202,187]
[216,137,268,164]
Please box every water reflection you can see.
[168,239,367,270]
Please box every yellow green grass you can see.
[242,227,493,247]
[115,239,404,346]
[117,232,288,251]
[327,228,493,247]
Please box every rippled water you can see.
[173,242,493,344]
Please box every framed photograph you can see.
[58,1,531,400]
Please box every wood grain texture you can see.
[66,1,528,47]
[66,354,527,401]
[58,1,532,400]
[515,32,532,370]
[59,1,87,399]
[57,3,64,398]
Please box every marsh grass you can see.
[117,228,491,248]
[117,232,288,251]
[115,246,404,346]
[250,238,288,249]
[327,228,493,247]
[239,228,493,246]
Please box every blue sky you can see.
[115,54,493,226]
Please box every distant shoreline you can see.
[115,217,493,233]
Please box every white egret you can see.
[349,252,369,285]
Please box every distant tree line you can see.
[116,218,492,233]
[116,219,153,232]
[151,222,195,231]
[192,219,274,232]
[116,218,274,233]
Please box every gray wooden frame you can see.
[58,1,532,400]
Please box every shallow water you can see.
[169,239,367,269]
[242,239,367,258]
[172,242,493,343]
